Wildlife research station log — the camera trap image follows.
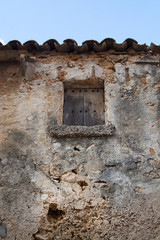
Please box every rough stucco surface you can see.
[0,52,160,240]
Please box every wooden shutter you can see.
[84,89,104,126]
[63,88,104,126]
[63,89,84,125]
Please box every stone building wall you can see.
[0,41,160,239]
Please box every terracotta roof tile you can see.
[0,38,156,53]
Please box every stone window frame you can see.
[49,79,115,137]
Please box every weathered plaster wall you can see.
[0,52,160,240]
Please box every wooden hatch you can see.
[63,88,105,126]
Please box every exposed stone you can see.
[150,148,156,155]
[59,171,76,183]
[72,183,83,196]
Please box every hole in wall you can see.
[77,180,88,191]
[72,169,78,174]
[74,146,81,151]
[47,203,65,223]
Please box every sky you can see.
[0,0,160,46]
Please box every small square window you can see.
[63,88,105,126]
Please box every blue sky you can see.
[0,0,160,46]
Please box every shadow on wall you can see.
[0,129,41,239]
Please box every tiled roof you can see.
[0,38,159,53]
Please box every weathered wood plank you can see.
[63,89,84,125]
[84,88,104,126]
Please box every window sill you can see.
[49,124,115,138]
